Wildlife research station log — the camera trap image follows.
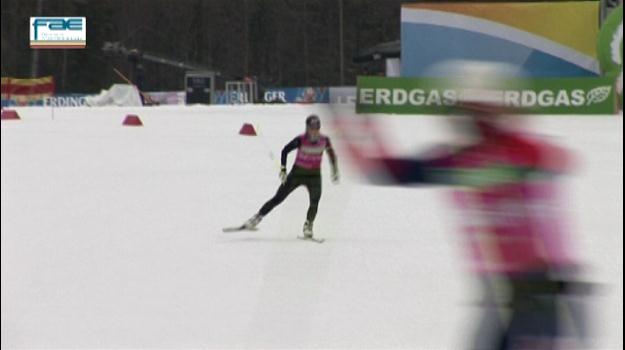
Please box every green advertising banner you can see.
[356,76,618,115]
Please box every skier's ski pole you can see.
[254,123,281,170]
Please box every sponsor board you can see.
[262,87,329,104]
[146,91,186,105]
[1,76,55,106]
[329,87,357,105]
[356,76,617,114]
[401,3,600,77]
[44,94,89,107]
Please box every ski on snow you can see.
[223,226,324,243]
[222,225,258,233]
[297,236,325,244]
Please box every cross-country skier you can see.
[240,115,339,239]
[334,61,589,348]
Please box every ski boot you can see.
[243,213,263,230]
[303,220,314,238]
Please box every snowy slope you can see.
[1,105,622,349]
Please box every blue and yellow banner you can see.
[401,2,600,77]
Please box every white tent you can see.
[85,84,143,107]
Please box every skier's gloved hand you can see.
[331,167,340,184]
[279,166,287,184]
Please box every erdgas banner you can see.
[356,76,618,115]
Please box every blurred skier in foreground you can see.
[334,61,590,349]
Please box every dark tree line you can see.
[1,0,404,93]
[3,0,613,93]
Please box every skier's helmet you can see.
[306,114,321,130]
[424,60,527,137]
[424,59,524,113]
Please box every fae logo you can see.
[30,17,86,49]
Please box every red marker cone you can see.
[123,114,143,126]
[239,123,257,136]
[1,109,20,120]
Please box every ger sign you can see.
[30,17,86,49]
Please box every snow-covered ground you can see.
[1,105,622,349]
